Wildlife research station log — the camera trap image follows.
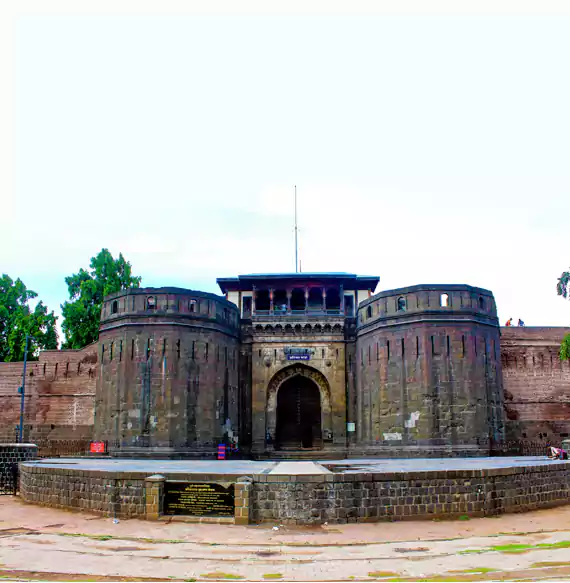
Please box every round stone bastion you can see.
[19,457,570,525]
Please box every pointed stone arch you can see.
[265,364,333,448]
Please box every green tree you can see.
[61,249,141,349]
[0,274,58,362]
[557,268,570,361]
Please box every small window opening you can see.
[146,338,151,360]
[401,338,405,358]
[205,343,209,361]
[225,347,228,364]
[387,340,390,361]
[132,296,135,310]
[474,336,478,356]
[440,293,449,307]
[131,339,135,360]
[192,340,195,359]
[461,335,465,357]
[397,297,406,312]
[190,300,195,313]
[77,362,81,374]
[147,296,156,310]
[43,363,46,375]
[176,339,180,358]
[54,362,58,376]
[478,296,484,310]
[259,349,262,358]
[431,336,435,355]
[162,338,166,356]
[377,342,380,361]
[110,343,113,361]
[112,300,118,314]
[101,345,105,362]
[368,345,371,364]
[446,335,450,356]
[366,305,372,319]
[322,348,325,359]
[119,340,123,362]
[416,336,420,357]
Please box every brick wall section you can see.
[252,465,570,524]
[0,345,97,443]
[19,462,570,523]
[0,444,37,493]
[20,466,147,518]
[501,327,570,444]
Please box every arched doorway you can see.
[276,375,322,449]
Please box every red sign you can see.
[90,441,106,454]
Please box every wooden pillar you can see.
[304,287,309,311]
[286,290,292,313]
[322,287,327,311]
[269,288,274,313]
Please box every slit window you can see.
[119,340,123,362]
[112,300,118,314]
[147,296,156,310]
[478,296,484,310]
[366,305,372,319]
[440,293,449,307]
[401,338,405,358]
[446,335,450,355]
[387,340,390,361]
[146,339,151,360]
[131,339,134,360]
[416,336,420,357]
[177,339,181,358]
[190,300,196,313]
[397,297,406,312]
[461,335,465,357]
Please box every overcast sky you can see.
[1,0,569,337]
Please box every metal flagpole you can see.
[294,185,299,273]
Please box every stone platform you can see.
[19,457,570,525]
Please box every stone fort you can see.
[1,272,569,458]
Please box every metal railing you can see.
[253,309,344,316]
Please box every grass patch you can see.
[368,572,399,578]
[459,540,570,555]
[458,515,470,521]
[448,568,497,574]
[530,561,570,568]
[200,574,244,580]
[262,575,283,580]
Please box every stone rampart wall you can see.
[501,327,570,445]
[19,462,570,524]
[0,345,97,443]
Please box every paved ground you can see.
[3,496,570,581]
[24,455,569,475]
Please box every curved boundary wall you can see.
[19,461,570,524]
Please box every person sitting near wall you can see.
[506,318,513,326]
[518,319,525,326]
[547,444,568,460]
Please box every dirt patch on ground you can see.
[0,569,187,582]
